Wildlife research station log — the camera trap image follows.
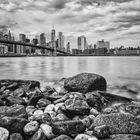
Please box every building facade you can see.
[77,35,87,50]
[96,40,110,50]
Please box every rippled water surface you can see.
[0,56,140,99]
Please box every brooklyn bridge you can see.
[0,39,71,56]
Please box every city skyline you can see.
[0,0,140,48]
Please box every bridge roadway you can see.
[0,39,69,55]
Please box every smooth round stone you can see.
[74,134,91,140]
[90,108,100,116]
[88,137,98,140]
[40,124,55,139]
[0,127,9,140]
[44,104,55,113]
[33,110,44,116]
[24,121,39,135]
[54,113,69,121]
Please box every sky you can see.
[0,0,140,48]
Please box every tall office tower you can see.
[96,40,110,50]
[67,42,71,53]
[58,32,64,49]
[8,31,12,41]
[51,28,56,49]
[19,34,26,54]
[77,35,87,50]
[40,33,46,45]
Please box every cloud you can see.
[0,0,139,48]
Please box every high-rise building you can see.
[67,42,71,53]
[19,34,26,54]
[51,28,56,49]
[40,33,46,45]
[58,32,65,49]
[0,31,3,39]
[96,40,110,50]
[77,35,87,50]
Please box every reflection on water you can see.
[0,56,140,99]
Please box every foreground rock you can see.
[52,120,86,135]
[9,133,24,140]
[0,127,9,140]
[103,134,140,140]
[64,73,107,93]
[93,113,140,135]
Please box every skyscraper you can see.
[96,40,110,50]
[40,33,46,45]
[67,42,71,53]
[58,32,65,49]
[51,28,56,49]
[77,35,87,50]
[19,34,26,54]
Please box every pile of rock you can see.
[0,73,140,140]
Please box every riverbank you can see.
[0,73,140,140]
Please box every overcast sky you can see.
[0,0,140,48]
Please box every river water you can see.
[0,56,140,100]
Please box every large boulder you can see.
[64,73,107,94]
[0,104,27,118]
[93,113,140,135]
[0,116,28,133]
[52,120,86,135]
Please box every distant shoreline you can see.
[0,54,140,57]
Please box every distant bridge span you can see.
[0,39,69,55]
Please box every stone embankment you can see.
[0,73,140,140]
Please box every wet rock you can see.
[0,80,40,92]
[0,127,9,140]
[24,121,39,135]
[93,113,140,135]
[29,128,46,140]
[54,113,70,122]
[53,78,68,96]
[0,116,28,133]
[26,106,36,116]
[44,104,55,113]
[103,134,140,140]
[52,134,73,140]
[52,120,86,135]
[31,113,52,124]
[81,116,91,128]
[54,103,64,113]
[62,93,90,117]
[40,124,55,139]
[0,104,27,118]
[36,98,51,108]
[28,90,43,106]
[9,133,24,140]
[5,96,26,106]
[86,92,108,111]
[92,125,110,139]
[64,73,107,94]
[13,88,26,97]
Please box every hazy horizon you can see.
[0,0,140,48]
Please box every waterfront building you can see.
[67,42,71,53]
[0,44,8,54]
[51,28,56,49]
[96,40,110,50]
[58,32,65,49]
[72,49,82,55]
[40,33,46,45]
[77,35,87,50]
[19,34,26,54]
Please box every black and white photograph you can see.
[0,0,140,140]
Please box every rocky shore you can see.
[0,73,140,140]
